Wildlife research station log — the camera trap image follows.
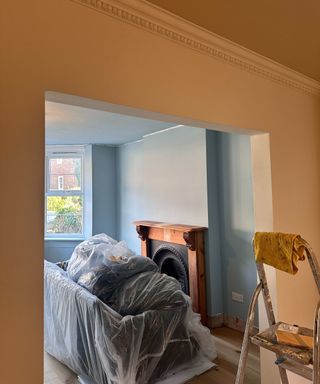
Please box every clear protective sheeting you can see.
[44,234,217,384]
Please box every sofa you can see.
[44,234,216,384]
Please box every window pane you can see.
[48,158,81,191]
[46,196,83,234]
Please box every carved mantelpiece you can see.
[136,225,148,241]
[134,220,207,325]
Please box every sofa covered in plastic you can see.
[44,234,216,384]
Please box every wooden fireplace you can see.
[134,220,207,325]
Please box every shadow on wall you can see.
[217,132,256,323]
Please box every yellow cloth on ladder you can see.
[254,232,305,274]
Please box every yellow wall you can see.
[1,1,319,383]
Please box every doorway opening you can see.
[44,91,273,384]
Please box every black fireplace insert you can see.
[149,240,189,294]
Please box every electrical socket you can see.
[232,291,244,303]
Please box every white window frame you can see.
[45,145,92,240]
[57,175,64,190]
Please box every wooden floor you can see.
[189,327,260,384]
[44,327,260,384]
[45,353,78,384]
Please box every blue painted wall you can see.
[143,127,208,226]
[215,132,256,321]
[92,145,117,238]
[44,240,80,263]
[116,141,144,254]
[45,145,117,262]
[205,130,223,316]
[116,127,208,254]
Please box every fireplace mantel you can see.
[134,220,207,324]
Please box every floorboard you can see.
[188,327,260,384]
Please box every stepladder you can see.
[235,233,320,384]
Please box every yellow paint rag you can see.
[254,232,305,274]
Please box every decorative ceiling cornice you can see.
[71,0,320,97]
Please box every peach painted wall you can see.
[1,1,319,383]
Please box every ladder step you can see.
[277,360,313,381]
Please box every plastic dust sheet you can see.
[44,234,217,384]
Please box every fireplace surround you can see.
[134,220,207,324]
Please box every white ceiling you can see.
[45,101,175,145]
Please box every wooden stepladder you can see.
[236,235,320,383]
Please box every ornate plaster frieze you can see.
[70,0,320,97]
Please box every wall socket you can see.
[232,291,244,303]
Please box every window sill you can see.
[45,238,85,242]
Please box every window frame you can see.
[57,175,64,191]
[45,145,92,241]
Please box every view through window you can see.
[45,146,88,238]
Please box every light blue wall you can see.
[116,141,144,254]
[92,145,117,238]
[143,127,208,226]
[45,145,117,262]
[205,130,223,316]
[44,240,80,263]
[215,132,256,321]
[116,128,209,255]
